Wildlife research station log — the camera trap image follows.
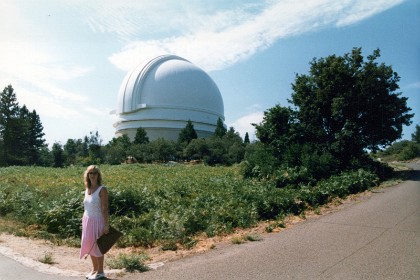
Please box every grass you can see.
[38,251,55,264]
[231,236,245,244]
[106,253,149,272]
[246,233,262,242]
[0,164,380,251]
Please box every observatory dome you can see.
[113,55,225,141]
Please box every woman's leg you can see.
[97,256,105,273]
[90,256,99,273]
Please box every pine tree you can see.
[178,120,198,144]
[0,85,20,165]
[244,132,250,144]
[27,109,46,164]
[214,117,227,138]
[134,127,149,144]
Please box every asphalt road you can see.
[1,163,419,280]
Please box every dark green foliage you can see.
[184,138,210,160]
[376,140,420,162]
[105,135,132,165]
[178,120,197,145]
[244,132,250,144]
[203,127,244,166]
[241,142,280,179]
[133,127,149,145]
[149,138,176,162]
[52,142,65,168]
[214,117,227,138]
[291,48,412,155]
[0,85,46,166]
[252,48,413,180]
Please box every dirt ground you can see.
[0,190,375,278]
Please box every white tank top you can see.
[84,185,103,218]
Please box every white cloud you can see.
[105,0,406,72]
[336,0,405,26]
[405,82,420,89]
[229,111,264,141]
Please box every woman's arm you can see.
[100,187,110,234]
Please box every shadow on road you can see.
[394,163,420,181]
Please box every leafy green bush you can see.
[107,253,149,272]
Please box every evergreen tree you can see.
[0,85,46,166]
[86,131,103,164]
[214,117,227,137]
[0,85,20,165]
[244,132,250,144]
[134,127,149,144]
[27,109,46,165]
[52,142,64,168]
[64,139,78,166]
[178,120,197,144]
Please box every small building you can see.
[113,55,225,141]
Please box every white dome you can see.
[114,55,225,141]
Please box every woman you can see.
[80,165,109,280]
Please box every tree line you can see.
[0,84,249,167]
[50,119,249,167]
[1,48,417,184]
[0,85,46,166]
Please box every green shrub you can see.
[107,253,149,272]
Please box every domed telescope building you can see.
[113,55,225,141]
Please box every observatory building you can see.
[113,55,225,141]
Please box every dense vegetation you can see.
[246,48,413,184]
[0,164,378,249]
[0,47,416,253]
[373,124,420,161]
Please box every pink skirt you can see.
[80,214,105,259]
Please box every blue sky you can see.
[0,0,418,146]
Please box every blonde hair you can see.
[83,165,102,189]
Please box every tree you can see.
[134,127,149,145]
[214,117,227,138]
[0,85,46,166]
[254,48,413,176]
[254,105,295,160]
[291,48,412,156]
[105,135,132,164]
[178,120,197,144]
[27,109,46,165]
[0,85,20,165]
[85,131,103,164]
[150,138,176,162]
[244,132,250,144]
[412,124,420,144]
[64,139,78,166]
[52,142,65,168]
[184,138,209,160]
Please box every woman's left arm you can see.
[100,187,110,234]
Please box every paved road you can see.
[0,252,79,280]
[1,164,419,280]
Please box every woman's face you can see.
[88,169,99,183]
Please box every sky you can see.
[0,0,419,146]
